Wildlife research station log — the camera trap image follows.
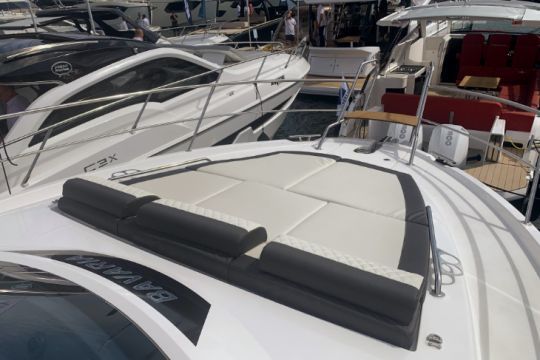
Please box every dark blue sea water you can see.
[275,94,338,139]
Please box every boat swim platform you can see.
[339,122,529,193]
[301,75,366,96]
[465,147,529,192]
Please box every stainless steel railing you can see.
[408,62,434,165]
[426,206,444,297]
[315,64,540,224]
[316,58,381,150]
[3,53,540,225]
[1,41,308,146]
[0,44,312,190]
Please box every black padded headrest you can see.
[259,238,424,325]
[61,177,158,218]
[136,199,267,257]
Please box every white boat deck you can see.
[0,139,538,359]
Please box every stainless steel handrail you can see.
[431,85,540,115]
[108,157,210,181]
[0,47,309,147]
[0,80,64,86]
[20,128,52,187]
[0,45,307,189]
[187,69,223,151]
[0,108,341,163]
[0,78,358,148]
[426,206,444,297]
[0,38,305,127]
[525,154,540,223]
[408,62,434,165]
[316,59,380,150]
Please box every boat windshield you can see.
[0,261,166,359]
[450,20,540,35]
[0,1,29,13]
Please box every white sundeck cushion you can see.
[289,162,407,221]
[196,153,336,189]
[154,199,261,232]
[130,171,241,204]
[287,203,406,268]
[84,176,156,198]
[197,181,326,240]
[274,235,423,289]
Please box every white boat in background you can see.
[349,0,540,197]
[301,0,380,96]
[0,34,309,197]
[0,70,539,358]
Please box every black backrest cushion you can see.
[135,200,267,257]
[259,242,421,325]
[62,178,158,218]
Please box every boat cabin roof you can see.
[378,0,540,27]
[57,151,431,350]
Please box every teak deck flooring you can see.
[344,123,529,192]
[303,75,366,91]
[465,147,529,192]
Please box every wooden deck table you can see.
[335,35,361,47]
[458,76,501,90]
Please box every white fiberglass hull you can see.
[0,138,538,359]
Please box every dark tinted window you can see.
[164,0,199,13]
[29,57,218,146]
[0,261,166,360]
[0,1,28,11]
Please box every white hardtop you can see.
[0,138,539,359]
[378,0,540,27]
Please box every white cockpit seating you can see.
[57,152,431,350]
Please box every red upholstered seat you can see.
[381,93,503,132]
[484,45,510,67]
[499,72,540,108]
[488,34,512,46]
[500,84,530,105]
[459,34,485,67]
[501,111,535,132]
[512,34,540,69]
[484,34,512,68]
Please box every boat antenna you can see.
[0,134,17,168]
[26,0,38,33]
[0,154,12,195]
[0,131,17,195]
[85,0,97,35]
